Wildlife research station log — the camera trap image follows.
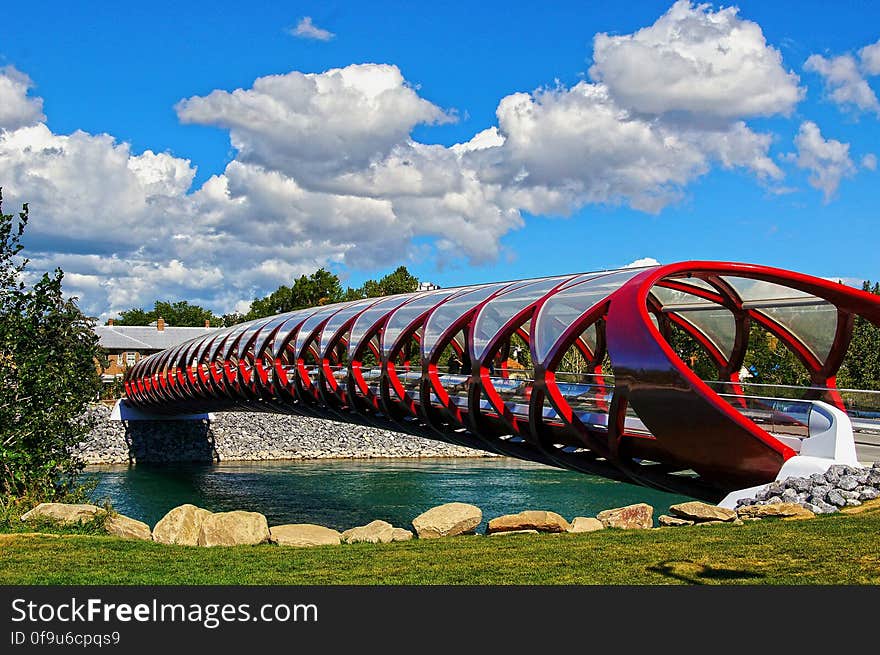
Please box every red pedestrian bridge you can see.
[123,262,880,502]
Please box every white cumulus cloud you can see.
[788,121,857,202]
[290,16,335,41]
[175,64,454,184]
[589,0,803,120]
[468,81,782,215]
[805,52,880,115]
[0,66,45,131]
[860,38,880,76]
[0,123,197,247]
[625,257,661,268]
[863,153,878,170]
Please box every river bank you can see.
[77,403,491,464]
[5,508,880,584]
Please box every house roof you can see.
[94,325,219,351]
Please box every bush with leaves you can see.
[0,190,101,503]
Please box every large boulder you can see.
[859,487,880,501]
[487,510,571,534]
[411,503,482,539]
[838,475,860,491]
[152,504,212,546]
[198,511,271,547]
[390,528,414,542]
[669,501,737,523]
[342,520,395,544]
[488,529,539,536]
[269,524,341,547]
[787,477,813,493]
[105,514,152,540]
[568,517,604,533]
[21,503,105,525]
[827,490,847,507]
[736,503,815,520]
[658,514,694,527]
[596,503,653,529]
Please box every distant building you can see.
[417,281,440,292]
[94,317,217,383]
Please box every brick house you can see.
[94,317,217,383]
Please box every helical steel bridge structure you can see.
[124,262,880,501]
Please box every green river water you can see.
[84,458,692,531]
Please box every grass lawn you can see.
[2,510,879,585]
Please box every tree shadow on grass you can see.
[647,560,767,584]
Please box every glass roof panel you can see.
[381,288,463,355]
[318,298,381,356]
[574,322,599,356]
[176,341,195,366]
[534,269,644,362]
[252,312,301,358]
[556,264,654,292]
[422,282,515,356]
[221,322,254,359]
[664,276,717,292]
[194,335,218,365]
[720,276,837,363]
[452,331,465,350]
[237,318,276,359]
[651,285,718,309]
[676,307,737,360]
[212,337,232,363]
[294,302,356,357]
[208,328,236,361]
[472,276,573,359]
[164,345,182,368]
[155,350,171,372]
[175,346,190,370]
[557,272,608,290]
[271,308,322,358]
[184,340,202,367]
[722,277,815,305]
[348,294,416,356]
[760,302,839,362]
[654,283,737,360]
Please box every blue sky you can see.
[0,1,878,316]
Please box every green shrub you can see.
[0,189,102,503]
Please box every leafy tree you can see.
[366,265,420,297]
[666,320,721,381]
[244,265,420,320]
[0,190,102,500]
[112,300,219,327]
[341,286,365,301]
[838,281,880,391]
[153,300,217,327]
[113,307,152,325]
[741,323,811,387]
[245,268,344,320]
[666,318,812,386]
[221,312,245,327]
[344,265,421,300]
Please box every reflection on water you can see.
[84,458,692,531]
